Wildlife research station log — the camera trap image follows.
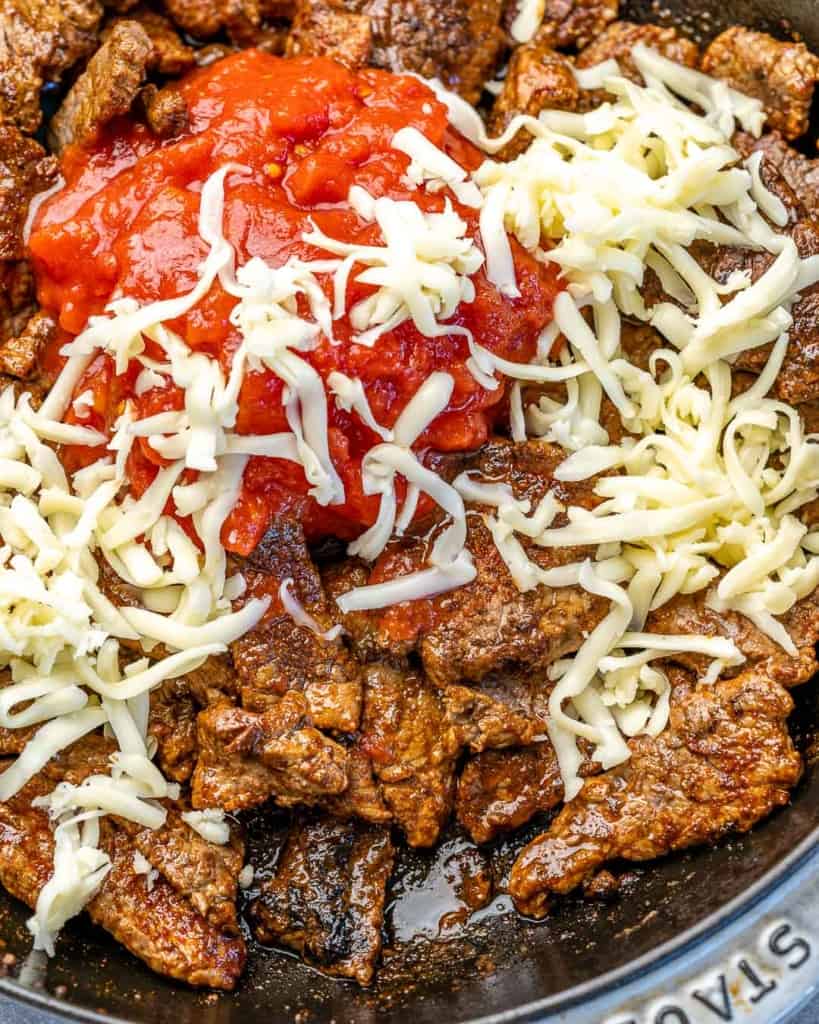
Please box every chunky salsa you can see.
[29,49,561,553]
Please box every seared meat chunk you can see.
[105,6,195,73]
[233,520,362,732]
[121,809,244,935]
[192,692,349,811]
[0,774,58,907]
[575,21,698,108]
[139,83,188,138]
[362,664,459,847]
[736,132,819,221]
[504,0,617,49]
[328,441,607,686]
[91,828,246,989]
[334,0,504,105]
[249,816,394,985]
[488,28,579,157]
[688,133,819,404]
[182,654,240,706]
[508,665,802,917]
[148,679,199,783]
[0,125,57,263]
[322,741,391,824]
[286,0,371,68]
[442,678,543,752]
[576,21,698,78]
[159,0,259,39]
[0,0,102,132]
[0,311,56,379]
[48,19,153,152]
[646,591,819,688]
[702,27,819,140]
[0,759,245,989]
[457,742,564,843]
[0,262,37,345]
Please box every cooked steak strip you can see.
[702,27,819,140]
[503,0,618,49]
[249,815,394,985]
[327,440,607,687]
[104,6,195,73]
[508,664,802,917]
[0,125,57,262]
[0,311,56,379]
[148,678,199,783]
[159,0,260,41]
[0,749,246,989]
[91,827,246,989]
[286,0,372,68]
[362,664,460,847]
[0,0,102,132]
[489,28,579,159]
[191,692,349,811]
[334,0,505,105]
[233,520,363,732]
[576,20,699,79]
[48,19,153,152]
[139,83,188,138]
[119,809,244,935]
[457,742,564,844]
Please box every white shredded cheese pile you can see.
[416,47,819,795]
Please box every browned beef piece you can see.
[362,664,459,847]
[42,732,117,784]
[286,0,371,68]
[148,679,198,783]
[736,132,819,221]
[442,678,543,752]
[504,0,617,50]
[0,760,246,989]
[0,125,57,263]
[0,262,36,344]
[322,741,391,823]
[183,654,240,706]
[121,809,244,935]
[192,692,349,811]
[690,134,819,404]
[104,6,195,72]
[0,312,56,379]
[327,441,607,686]
[233,520,362,732]
[139,83,188,137]
[48,19,153,152]
[90,827,246,989]
[646,591,819,689]
[159,0,259,40]
[0,773,57,907]
[576,21,698,77]
[508,664,802,917]
[488,28,578,157]
[702,27,819,141]
[249,816,394,985]
[0,0,102,132]
[574,21,698,109]
[457,742,563,843]
[336,0,504,105]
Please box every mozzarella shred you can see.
[418,50,819,797]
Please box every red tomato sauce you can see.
[29,50,561,554]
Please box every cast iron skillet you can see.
[2,1,819,1020]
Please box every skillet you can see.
[1,0,819,1020]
